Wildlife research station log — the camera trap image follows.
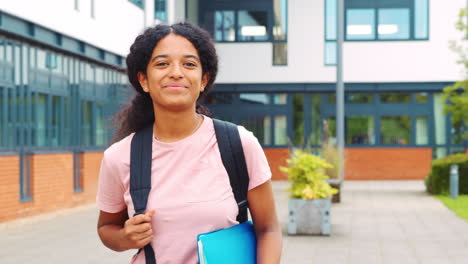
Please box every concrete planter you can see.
[288,198,331,236]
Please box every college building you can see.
[0,0,467,222]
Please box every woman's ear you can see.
[201,73,210,92]
[137,72,149,93]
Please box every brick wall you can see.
[0,155,20,222]
[0,152,103,223]
[345,148,432,180]
[264,148,289,181]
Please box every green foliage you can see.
[444,8,468,141]
[442,81,468,141]
[435,195,468,221]
[425,153,468,195]
[280,150,338,199]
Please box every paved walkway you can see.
[1,181,468,264]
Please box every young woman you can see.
[96,22,282,264]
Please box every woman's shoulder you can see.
[236,125,259,145]
[103,133,135,164]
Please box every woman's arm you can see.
[248,180,282,264]
[97,209,155,252]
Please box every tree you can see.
[443,8,468,142]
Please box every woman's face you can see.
[138,33,209,113]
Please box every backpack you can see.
[129,119,250,264]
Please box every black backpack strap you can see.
[130,125,156,264]
[213,119,250,223]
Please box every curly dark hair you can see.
[111,22,218,143]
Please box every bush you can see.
[425,153,468,195]
[280,150,338,199]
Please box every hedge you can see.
[425,153,468,195]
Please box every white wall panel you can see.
[215,0,467,84]
[0,0,146,55]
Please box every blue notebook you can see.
[197,221,257,264]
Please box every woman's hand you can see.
[97,209,155,252]
[120,210,155,250]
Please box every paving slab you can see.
[1,180,467,264]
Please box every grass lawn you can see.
[435,195,468,221]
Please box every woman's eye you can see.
[156,62,168,66]
[184,62,196,67]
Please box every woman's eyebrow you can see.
[184,55,200,62]
[151,54,200,63]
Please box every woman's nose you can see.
[169,64,183,79]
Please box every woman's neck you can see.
[152,108,203,143]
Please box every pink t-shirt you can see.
[96,116,271,264]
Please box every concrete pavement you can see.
[1,180,468,264]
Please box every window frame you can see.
[344,0,430,42]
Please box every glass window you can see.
[433,147,447,159]
[240,116,271,145]
[155,0,167,22]
[342,0,428,41]
[415,92,428,103]
[273,0,288,41]
[96,67,104,84]
[273,42,287,65]
[51,96,61,147]
[325,41,337,65]
[327,94,336,104]
[214,11,237,42]
[239,93,269,104]
[323,117,336,145]
[5,43,13,63]
[96,103,105,146]
[237,11,268,41]
[380,93,411,103]
[293,94,304,145]
[309,94,322,145]
[205,93,236,104]
[64,97,71,146]
[37,49,47,70]
[274,116,287,145]
[346,93,373,103]
[414,0,429,39]
[14,46,21,85]
[29,47,36,68]
[416,116,428,145]
[346,9,375,40]
[380,116,411,145]
[85,63,94,82]
[347,116,375,145]
[33,94,47,147]
[6,89,15,147]
[273,94,287,104]
[378,8,410,40]
[0,40,5,61]
[128,0,143,9]
[22,46,28,84]
[325,0,337,40]
[82,101,92,146]
[433,93,446,145]
[0,88,4,147]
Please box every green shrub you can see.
[280,150,338,199]
[425,153,468,195]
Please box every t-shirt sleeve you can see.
[238,126,272,190]
[96,149,127,213]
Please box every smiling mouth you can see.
[165,84,186,89]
